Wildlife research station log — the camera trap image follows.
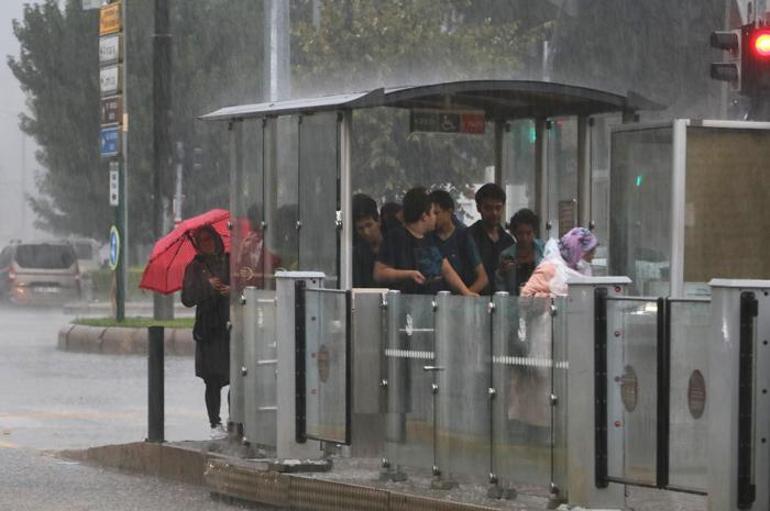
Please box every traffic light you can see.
[741,25,770,95]
[711,24,770,97]
[710,29,742,90]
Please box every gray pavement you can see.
[0,446,254,511]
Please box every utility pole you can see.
[153,0,174,320]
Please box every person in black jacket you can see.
[182,225,230,440]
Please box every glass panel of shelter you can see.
[546,117,579,241]
[298,112,340,287]
[609,127,674,297]
[350,107,493,226]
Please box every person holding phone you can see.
[496,208,544,295]
[182,225,231,440]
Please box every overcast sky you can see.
[0,1,39,244]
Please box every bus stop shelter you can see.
[201,79,659,289]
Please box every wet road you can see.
[0,305,208,449]
[1,447,247,511]
[0,304,246,510]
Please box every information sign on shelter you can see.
[100,65,121,96]
[101,96,123,125]
[99,35,121,65]
[99,2,121,36]
[100,126,120,157]
[410,109,486,134]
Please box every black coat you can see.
[181,252,230,382]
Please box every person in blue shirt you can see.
[428,190,488,294]
[352,194,383,288]
[374,187,477,296]
[468,183,514,294]
[496,208,545,295]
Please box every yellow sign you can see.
[99,3,121,36]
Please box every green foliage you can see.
[73,316,194,328]
[8,1,106,238]
[551,0,724,118]
[293,0,535,93]
[87,266,145,302]
[292,0,541,202]
[9,0,264,249]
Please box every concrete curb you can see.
[57,324,194,356]
[58,442,511,511]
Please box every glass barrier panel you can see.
[242,288,277,449]
[384,293,436,473]
[606,298,658,485]
[304,288,348,444]
[609,128,673,296]
[264,116,299,274]
[298,113,339,286]
[668,300,709,491]
[492,295,553,489]
[551,296,569,495]
[546,117,578,240]
[434,294,491,483]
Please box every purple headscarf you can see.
[558,227,598,269]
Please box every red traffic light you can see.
[752,30,770,57]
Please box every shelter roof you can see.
[200,80,662,122]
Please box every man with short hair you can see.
[374,187,477,296]
[468,183,514,294]
[352,194,382,288]
[429,189,488,294]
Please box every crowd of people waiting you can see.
[353,184,598,298]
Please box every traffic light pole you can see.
[153,0,174,320]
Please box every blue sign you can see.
[100,126,120,157]
[108,225,120,271]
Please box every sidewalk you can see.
[58,440,552,511]
[57,439,706,510]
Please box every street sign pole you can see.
[100,0,126,321]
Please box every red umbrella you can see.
[139,208,231,295]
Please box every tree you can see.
[8,0,106,238]
[551,0,725,118]
[9,0,264,252]
[291,0,545,203]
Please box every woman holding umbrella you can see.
[182,225,231,440]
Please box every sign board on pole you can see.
[99,2,121,35]
[100,126,121,157]
[101,95,123,125]
[410,109,486,134]
[99,35,121,65]
[109,164,119,206]
[100,65,121,96]
[108,225,120,271]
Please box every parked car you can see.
[67,237,104,273]
[0,241,81,305]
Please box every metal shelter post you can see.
[708,279,770,511]
[576,115,592,228]
[229,120,245,431]
[534,118,549,237]
[494,120,504,186]
[339,111,352,290]
[670,119,688,298]
[565,276,629,508]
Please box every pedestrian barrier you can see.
[232,275,770,510]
